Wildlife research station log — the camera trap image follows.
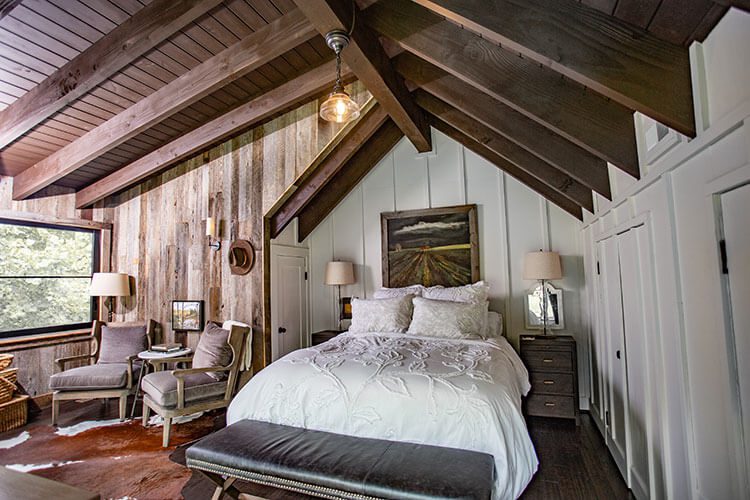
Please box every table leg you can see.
[130,362,147,419]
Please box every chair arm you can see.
[172,366,231,409]
[126,355,139,389]
[55,354,96,372]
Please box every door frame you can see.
[270,244,310,362]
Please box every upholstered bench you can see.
[185,420,495,499]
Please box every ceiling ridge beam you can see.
[418,92,594,212]
[75,59,353,209]
[411,0,695,137]
[294,0,431,152]
[431,117,583,220]
[269,102,389,238]
[395,53,611,199]
[0,0,225,150]
[297,120,403,242]
[13,8,317,201]
[362,0,640,178]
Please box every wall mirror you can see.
[524,282,564,330]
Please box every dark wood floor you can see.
[7,399,630,499]
[522,414,632,499]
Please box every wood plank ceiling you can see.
[0,0,743,222]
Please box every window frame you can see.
[0,217,101,339]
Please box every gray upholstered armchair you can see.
[49,320,156,425]
[141,322,251,447]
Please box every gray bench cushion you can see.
[50,363,130,391]
[141,370,226,408]
[186,420,495,500]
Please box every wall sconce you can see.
[206,216,221,251]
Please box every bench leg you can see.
[142,403,150,426]
[201,472,239,500]
[162,417,172,447]
[51,398,59,426]
[119,394,127,421]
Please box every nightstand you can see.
[519,334,579,423]
[311,330,343,346]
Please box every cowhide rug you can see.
[0,407,224,500]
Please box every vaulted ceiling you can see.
[0,0,745,223]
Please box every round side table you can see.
[130,348,192,419]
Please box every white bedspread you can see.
[227,332,538,499]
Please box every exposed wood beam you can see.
[293,0,431,152]
[13,9,317,201]
[432,118,583,220]
[362,0,639,177]
[269,101,389,238]
[0,0,224,150]
[418,92,593,212]
[297,120,403,241]
[76,60,353,209]
[411,0,695,137]
[394,53,611,199]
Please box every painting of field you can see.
[382,206,478,287]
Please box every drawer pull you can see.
[543,358,553,363]
[543,380,555,385]
[544,402,556,407]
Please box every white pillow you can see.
[349,295,414,333]
[423,281,490,304]
[373,284,425,299]
[483,311,503,338]
[407,297,487,339]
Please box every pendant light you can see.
[320,30,360,123]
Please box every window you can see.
[0,219,99,338]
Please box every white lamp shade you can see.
[89,273,131,297]
[324,261,355,285]
[523,251,562,280]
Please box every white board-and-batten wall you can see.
[273,128,589,407]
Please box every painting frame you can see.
[381,204,479,288]
[171,300,204,332]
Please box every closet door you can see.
[720,183,750,488]
[599,236,629,478]
[618,227,651,498]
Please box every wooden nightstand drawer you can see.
[521,350,573,372]
[525,394,576,419]
[529,372,574,395]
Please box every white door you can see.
[720,183,750,490]
[599,236,629,480]
[270,246,309,362]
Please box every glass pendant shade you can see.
[320,90,360,123]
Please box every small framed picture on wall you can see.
[172,300,204,332]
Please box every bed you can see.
[227,311,538,499]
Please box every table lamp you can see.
[89,272,131,322]
[523,251,562,335]
[324,261,355,330]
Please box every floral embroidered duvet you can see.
[227,332,538,499]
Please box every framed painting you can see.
[171,300,204,332]
[381,204,479,288]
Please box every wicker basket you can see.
[0,395,28,433]
[0,367,18,404]
[0,353,12,370]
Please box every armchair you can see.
[49,320,156,425]
[141,322,251,447]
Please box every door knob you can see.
[616,350,621,359]
[278,327,286,334]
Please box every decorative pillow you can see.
[373,284,425,299]
[192,322,232,380]
[483,311,504,338]
[349,296,414,333]
[422,280,490,304]
[407,297,487,339]
[98,325,148,364]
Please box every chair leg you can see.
[162,417,172,447]
[119,394,127,421]
[51,397,59,426]
[142,403,150,426]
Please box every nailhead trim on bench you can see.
[186,457,382,500]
